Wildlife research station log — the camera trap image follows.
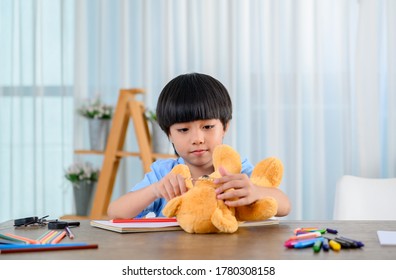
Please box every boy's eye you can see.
[177,128,189,133]
[203,125,215,130]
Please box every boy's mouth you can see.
[191,149,207,156]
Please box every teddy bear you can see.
[162,144,283,233]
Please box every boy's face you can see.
[168,119,228,171]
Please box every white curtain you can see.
[1,0,395,222]
[0,0,75,221]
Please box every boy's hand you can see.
[214,166,259,207]
[152,173,188,201]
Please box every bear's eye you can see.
[197,175,214,182]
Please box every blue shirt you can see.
[131,157,254,217]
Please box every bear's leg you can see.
[235,197,278,221]
[211,200,239,233]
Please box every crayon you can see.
[288,232,321,241]
[313,239,323,253]
[294,237,324,249]
[328,239,341,251]
[322,238,330,251]
[326,228,338,234]
[293,227,318,234]
[337,236,364,248]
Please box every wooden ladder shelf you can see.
[64,88,175,220]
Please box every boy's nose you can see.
[191,130,204,144]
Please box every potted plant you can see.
[65,162,100,216]
[78,97,113,119]
[145,109,172,154]
[78,98,114,151]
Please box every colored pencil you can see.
[65,226,75,239]
[51,230,67,244]
[41,230,60,244]
[38,230,57,244]
[0,233,27,244]
[0,242,89,250]
[4,233,40,244]
[0,243,98,254]
[112,218,177,223]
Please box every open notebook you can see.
[90,218,279,233]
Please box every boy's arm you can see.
[107,183,159,219]
[255,187,291,217]
[107,171,189,219]
[218,184,291,217]
[214,168,291,217]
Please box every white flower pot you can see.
[72,181,96,216]
[89,119,111,151]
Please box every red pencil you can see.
[111,218,177,223]
[0,244,98,254]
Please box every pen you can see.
[65,226,75,239]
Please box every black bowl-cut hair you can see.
[156,73,232,135]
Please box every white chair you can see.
[333,175,396,220]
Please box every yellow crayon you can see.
[329,239,341,251]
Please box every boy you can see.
[107,73,291,219]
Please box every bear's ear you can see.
[170,164,193,189]
[212,144,242,175]
[251,157,284,187]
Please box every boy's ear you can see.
[224,121,230,132]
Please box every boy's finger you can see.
[176,174,188,194]
[218,166,229,176]
[215,181,233,194]
[214,167,230,184]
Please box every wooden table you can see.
[1,220,396,260]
